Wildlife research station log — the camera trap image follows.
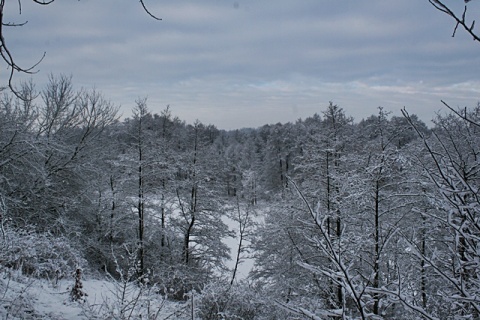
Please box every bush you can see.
[0,226,86,280]
[196,281,260,320]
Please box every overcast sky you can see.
[4,0,480,129]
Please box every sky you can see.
[3,0,480,129]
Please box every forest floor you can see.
[0,210,258,319]
[0,270,191,319]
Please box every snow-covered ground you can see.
[222,215,255,281]
[0,271,190,319]
[0,202,261,319]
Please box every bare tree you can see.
[0,0,160,98]
[131,98,150,278]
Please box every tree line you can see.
[1,75,479,319]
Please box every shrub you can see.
[196,281,259,320]
[0,226,86,280]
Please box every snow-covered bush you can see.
[196,281,260,320]
[81,248,177,320]
[0,226,86,280]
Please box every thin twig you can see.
[139,0,162,20]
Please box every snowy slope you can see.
[0,271,189,319]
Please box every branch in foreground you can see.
[139,0,162,20]
[0,0,161,99]
[428,0,480,41]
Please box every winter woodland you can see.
[0,75,479,319]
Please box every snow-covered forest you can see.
[0,75,479,319]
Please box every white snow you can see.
[222,214,255,281]
[0,270,189,319]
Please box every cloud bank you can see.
[4,0,480,129]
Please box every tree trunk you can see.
[373,178,380,316]
[138,142,145,276]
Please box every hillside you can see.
[1,80,480,318]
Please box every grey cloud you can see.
[5,0,480,129]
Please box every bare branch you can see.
[429,0,480,42]
[440,100,480,128]
[139,0,162,21]
[0,0,161,99]
[32,1,55,5]
[0,1,46,99]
